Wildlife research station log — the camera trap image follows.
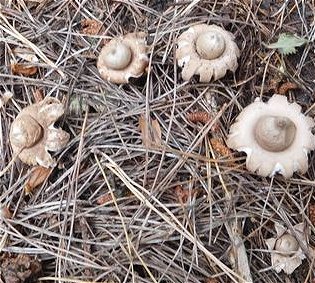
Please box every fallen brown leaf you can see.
[96,193,113,205]
[268,78,279,93]
[25,166,52,195]
[210,137,236,166]
[187,111,219,131]
[151,118,162,145]
[11,63,38,76]
[187,111,212,124]
[278,81,298,95]
[210,137,232,158]
[139,115,162,147]
[139,115,150,147]
[81,19,102,35]
[175,185,200,203]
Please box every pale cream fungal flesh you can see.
[254,115,296,152]
[101,42,132,70]
[274,234,299,253]
[227,95,315,178]
[176,24,240,82]
[195,31,226,60]
[10,97,70,167]
[97,32,148,84]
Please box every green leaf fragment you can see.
[266,33,308,55]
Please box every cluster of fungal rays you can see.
[10,97,70,168]
[265,223,307,274]
[96,24,240,84]
[97,32,149,84]
[9,23,315,179]
[227,95,315,178]
[176,24,240,82]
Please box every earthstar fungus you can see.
[227,95,315,178]
[265,223,306,274]
[176,24,240,82]
[10,97,70,167]
[97,32,148,84]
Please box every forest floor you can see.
[0,0,315,282]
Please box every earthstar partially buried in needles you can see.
[227,94,315,178]
[10,97,70,167]
[176,24,240,82]
[97,32,149,84]
[265,223,307,274]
